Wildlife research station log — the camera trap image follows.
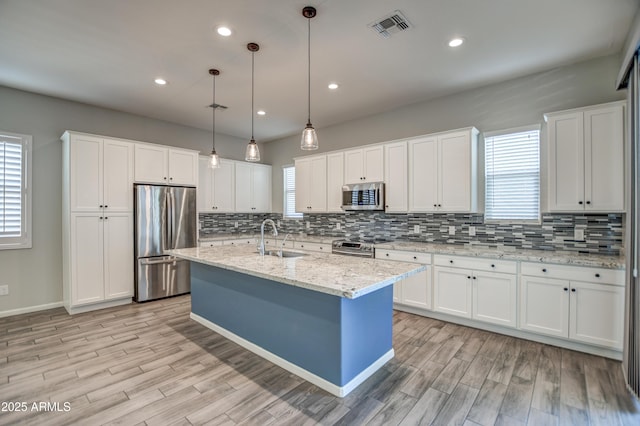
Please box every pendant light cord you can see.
[307,17,311,125]
[251,50,255,140]
[212,74,216,151]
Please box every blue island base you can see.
[190,262,394,397]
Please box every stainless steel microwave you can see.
[341,182,385,211]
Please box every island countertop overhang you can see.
[166,245,426,299]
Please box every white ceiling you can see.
[0,0,637,142]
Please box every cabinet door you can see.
[569,281,624,349]
[212,159,235,212]
[70,213,104,305]
[363,146,384,182]
[439,131,472,211]
[520,276,569,338]
[433,266,472,318]
[168,149,198,185]
[343,149,364,184]
[584,105,624,212]
[472,271,517,328]
[103,139,133,212]
[234,162,253,212]
[70,135,103,212]
[309,156,327,211]
[197,157,213,212]
[326,153,344,212]
[408,137,438,211]
[547,112,584,211]
[103,213,133,300]
[393,282,402,303]
[384,141,408,212]
[401,269,432,310]
[134,144,168,184]
[251,165,272,213]
[295,158,311,213]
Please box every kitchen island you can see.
[167,245,425,397]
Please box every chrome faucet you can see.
[278,233,292,257]
[259,219,278,255]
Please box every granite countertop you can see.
[374,241,625,269]
[167,245,426,299]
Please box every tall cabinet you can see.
[61,131,134,314]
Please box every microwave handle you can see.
[376,188,380,206]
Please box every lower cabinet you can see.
[433,266,471,317]
[520,262,625,350]
[376,249,432,310]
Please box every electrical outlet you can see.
[413,224,420,234]
[306,221,310,230]
[468,226,476,236]
[448,226,456,236]
[234,221,239,228]
[336,223,341,230]
[0,285,8,296]
[277,220,281,227]
[574,228,585,241]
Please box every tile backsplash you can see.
[199,212,623,255]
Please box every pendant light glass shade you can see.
[208,69,221,169]
[301,6,318,151]
[245,43,261,162]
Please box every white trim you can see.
[483,124,541,138]
[0,301,64,318]
[64,298,132,315]
[190,312,394,397]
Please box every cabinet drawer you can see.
[225,238,256,246]
[264,239,295,249]
[434,255,517,274]
[294,241,330,253]
[520,262,624,285]
[199,240,224,247]
[376,249,431,265]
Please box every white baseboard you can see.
[0,301,64,318]
[65,298,132,315]
[190,312,394,397]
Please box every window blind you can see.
[283,166,302,219]
[0,138,23,236]
[485,127,540,221]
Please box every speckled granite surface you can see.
[167,245,426,299]
[374,241,625,269]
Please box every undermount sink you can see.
[263,250,306,258]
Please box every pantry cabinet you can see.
[519,262,625,350]
[409,128,478,212]
[546,101,625,212]
[134,143,198,186]
[235,162,272,213]
[295,155,327,213]
[384,141,408,212]
[343,145,384,184]
[198,157,235,212]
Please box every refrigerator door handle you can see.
[169,191,175,249]
[140,257,178,266]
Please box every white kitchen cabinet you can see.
[384,141,408,212]
[295,155,327,213]
[376,249,431,309]
[519,262,625,349]
[294,241,331,253]
[235,162,272,213]
[546,101,624,212]
[198,157,235,212]
[472,270,517,328]
[134,143,198,186]
[409,128,478,212]
[326,152,344,212]
[343,145,384,184]
[433,266,472,318]
[65,133,133,213]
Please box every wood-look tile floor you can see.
[1,296,639,426]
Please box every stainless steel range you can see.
[331,240,376,258]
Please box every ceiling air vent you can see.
[370,10,411,38]
[208,103,228,110]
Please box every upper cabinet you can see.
[134,144,198,186]
[384,141,408,212]
[326,152,344,212]
[344,145,384,184]
[197,157,235,212]
[235,162,272,213]
[63,132,134,213]
[546,101,625,213]
[409,128,478,213]
[295,155,327,213]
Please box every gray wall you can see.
[263,54,626,214]
[0,86,265,314]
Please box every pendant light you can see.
[208,69,221,169]
[301,6,318,150]
[245,42,260,162]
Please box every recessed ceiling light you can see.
[217,26,232,37]
[154,78,167,85]
[257,110,266,116]
[448,37,464,47]
[328,83,339,90]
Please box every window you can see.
[484,126,540,222]
[0,131,32,249]
[283,165,302,219]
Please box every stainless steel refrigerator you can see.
[134,184,197,302]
